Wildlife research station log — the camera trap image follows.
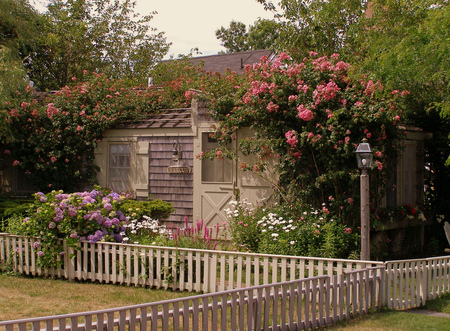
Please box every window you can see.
[108,144,131,192]
[386,142,418,207]
[201,133,232,182]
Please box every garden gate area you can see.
[1,233,450,330]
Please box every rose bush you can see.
[1,71,190,192]
[207,52,407,225]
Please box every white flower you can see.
[261,229,267,233]
[271,233,279,237]
[290,241,295,245]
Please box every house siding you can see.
[146,136,194,225]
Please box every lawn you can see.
[2,272,450,330]
[0,273,195,321]
[326,293,450,330]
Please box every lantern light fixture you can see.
[355,138,373,170]
[172,140,182,163]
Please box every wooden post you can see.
[361,169,370,261]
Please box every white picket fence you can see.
[0,266,384,331]
[1,233,450,330]
[0,233,380,293]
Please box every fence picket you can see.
[2,233,450,331]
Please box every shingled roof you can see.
[115,108,192,129]
[189,49,274,74]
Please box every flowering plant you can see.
[225,199,360,259]
[372,204,428,229]
[2,71,189,192]
[10,188,131,267]
[207,52,407,225]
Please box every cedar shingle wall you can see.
[145,136,193,225]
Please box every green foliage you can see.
[0,195,32,231]
[28,0,170,90]
[208,52,404,222]
[6,188,131,267]
[0,0,42,61]
[257,0,367,60]
[215,19,280,54]
[120,199,174,221]
[2,71,186,192]
[154,219,224,250]
[224,199,266,253]
[216,20,249,53]
[357,0,450,221]
[225,199,360,259]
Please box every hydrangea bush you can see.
[8,189,131,267]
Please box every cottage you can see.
[94,97,273,227]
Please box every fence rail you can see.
[0,233,381,293]
[1,233,450,330]
[0,267,384,331]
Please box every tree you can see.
[216,19,280,53]
[355,0,450,220]
[28,0,170,90]
[216,20,249,53]
[0,0,42,144]
[256,0,368,60]
[0,46,29,144]
[0,0,43,61]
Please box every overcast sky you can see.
[31,0,274,58]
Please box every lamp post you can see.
[355,139,373,261]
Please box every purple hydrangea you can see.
[49,221,56,229]
[112,233,123,242]
[59,201,67,210]
[68,206,77,217]
[103,203,113,211]
[106,192,121,202]
[82,196,95,205]
[55,193,69,201]
[36,192,47,202]
[116,210,126,222]
[53,207,64,222]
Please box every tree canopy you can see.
[26,0,170,90]
[215,19,280,54]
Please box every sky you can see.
[31,0,275,58]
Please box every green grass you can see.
[326,310,450,330]
[2,272,450,330]
[0,273,195,321]
[326,294,450,330]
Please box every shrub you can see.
[207,52,405,225]
[0,195,33,231]
[6,188,132,267]
[120,199,174,221]
[226,199,360,259]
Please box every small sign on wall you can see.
[167,166,192,174]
